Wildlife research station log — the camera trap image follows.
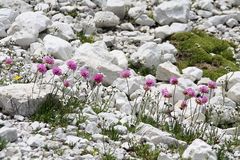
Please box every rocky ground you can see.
[0,0,240,159]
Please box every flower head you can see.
[180,100,187,110]
[93,73,104,84]
[145,78,156,88]
[63,80,71,88]
[43,56,54,65]
[196,96,208,105]
[52,66,62,76]
[169,76,178,85]
[5,57,13,65]
[161,88,172,98]
[37,64,47,74]
[199,85,209,94]
[120,69,131,78]
[80,67,90,80]
[208,81,217,89]
[67,60,77,71]
[183,88,196,98]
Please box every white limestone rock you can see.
[74,41,123,85]
[182,139,217,160]
[112,76,144,95]
[0,0,32,13]
[226,18,238,28]
[34,3,50,12]
[210,96,236,108]
[153,0,191,25]
[227,83,240,104]
[154,25,172,39]
[43,34,74,60]
[130,42,163,68]
[135,14,155,26]
[128,6,146,19]
[156,61,181,81]
[49,22,75,41]
[103,0,125,19]
[0,83,51,116]
[27,134,46,148]
[217,72,240,90]
[136,123,186,147]
[94,11,120,28]
[109,50,128,68]
[0,8,18,37]
[193,0,214,11]
[0,127,17,142]
[7,11,51,46]
[182,67,203,81]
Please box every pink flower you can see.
[199,85,209,94]
[80,67,90,79]
[183,88,196,98]
[180,100,187,110]
[63,80,71,88]
[37,64,47,74]
[196,96,208,105]
[93,73,104,84]
[52,66,62,76]
[169,76,178,85]
[161,88,172,98]
[5,57,13,65]
[145,78,156,88]
[43,56,54,65]
[120,69,131,78]
[67,60,77,71]
[208,81,217,89]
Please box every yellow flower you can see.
[13,75,22,81]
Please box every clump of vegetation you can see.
[77,31,95,44]
[31,95,83,128]
[131,143,160,160]
[102,153,116,160]
[102,126,120,141]
[0,138,7,151]
[170,30,239,80]
[66,10,78,18]
[128,61,156,76]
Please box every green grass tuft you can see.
[31,95,83,128]
[0,138,7,151]
[128,61,156,76]
[77,31,95,44]
[170,29,239,80]
[102,126,120,141]
[132,143,160,160]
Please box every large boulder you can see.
[0,83,51,116]
[182,139,217,160]
[0,8,18,37]
[74,41,123,85]
[43,35,74,60]
[94,11,120,28]
[7,11,51,46]
[153,0,191,25]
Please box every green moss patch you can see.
[170,30,239,80]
